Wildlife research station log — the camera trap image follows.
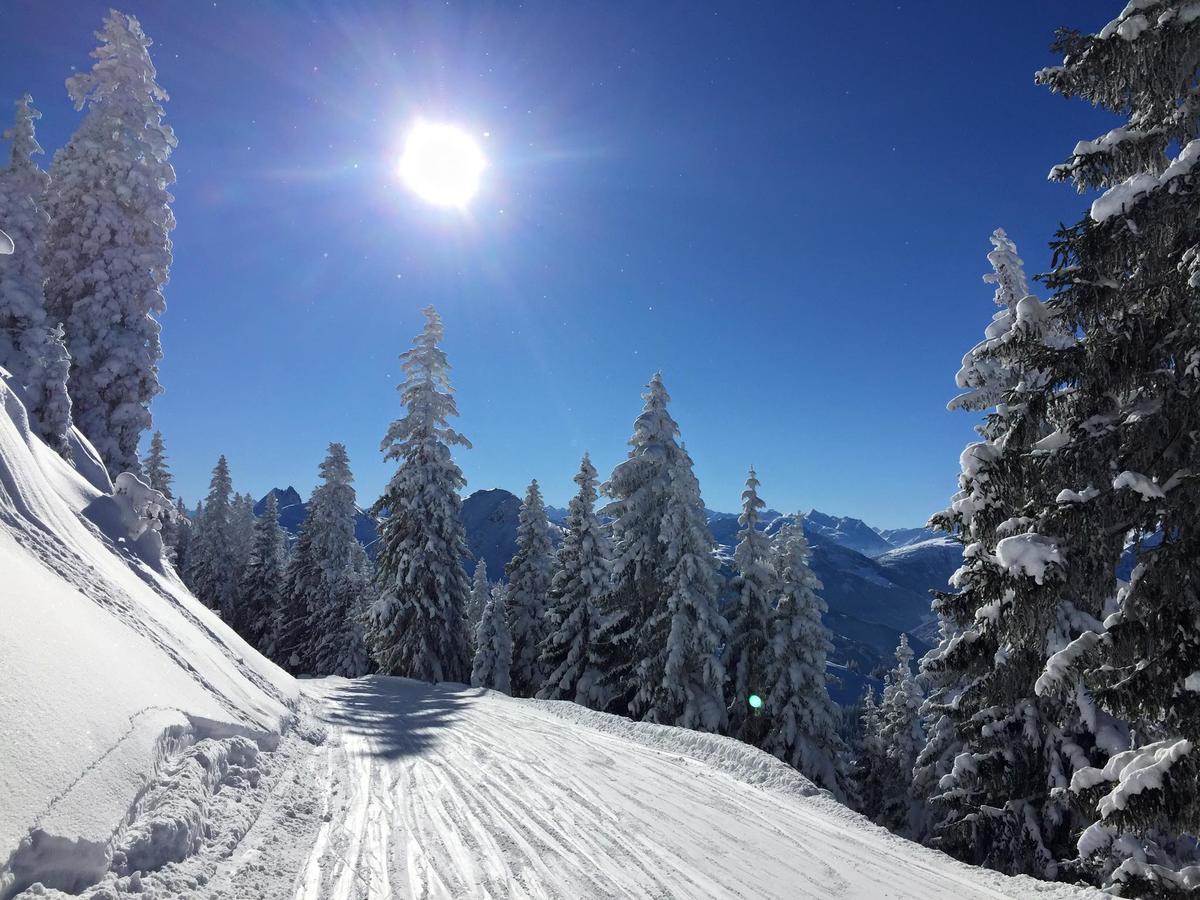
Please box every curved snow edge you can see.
[523,697,828,800]
[522,696,1105,899]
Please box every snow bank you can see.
[527,696,827,801]
[0,374,297,898]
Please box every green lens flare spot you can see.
[748,694,763,709]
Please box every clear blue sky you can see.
[3,1,1118,527]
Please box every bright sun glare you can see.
[398,121,487,209]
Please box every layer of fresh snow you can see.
[1090,140,1200,222]
[56,676,1098,900]
[1056,486,1100,504]
[1072,739,1193,819]
[1112,470,1166,500]
[0,374,296,897]
[995,533,1063,583]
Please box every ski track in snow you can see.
[204,677,1101,900]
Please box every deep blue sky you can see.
[3,1,1118,526]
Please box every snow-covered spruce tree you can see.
[339,541,375,678]
[852,687,888,820]
[367,306,472,683]
[186,456,237,615]
[142,430,179,557]
[0,94,71,455]
[910,618,967,845]
[466,558,489,643]
[171,495,192,575]
[1022,7,1200,892]
[920,226,1113,878]
[272,521,315,671]
[538,453,612,706]
[724,467,778,747]
[143,430,172,498]
[237,492,287,653]
[302,444,362,676]
[472,582,513,695]
[506,478,554,697]
[601,373,728,731]
[876,635,925,835]
[226,492,257,629]
[763,520,850,800]
[42,10,176,474]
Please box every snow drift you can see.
[0,372,296,898]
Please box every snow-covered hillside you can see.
[0,373,1104,899]
[0,374,296,897]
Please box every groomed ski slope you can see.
[205,677,1103,900]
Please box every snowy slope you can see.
[155,676,1100,900]
[0,375,297,897]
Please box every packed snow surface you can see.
[64,676,1097,900]
[0,375,296,897]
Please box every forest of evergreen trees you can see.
[3,4,1200,897]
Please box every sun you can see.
[397,120,487,209]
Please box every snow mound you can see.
[114,736,262,875]
[527,695,828,801]
[0,374,296,898]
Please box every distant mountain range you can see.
[254,486,380,549]
[258,485,959,704]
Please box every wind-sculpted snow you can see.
[0,375,295,898]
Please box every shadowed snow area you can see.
[250,677,1099,900]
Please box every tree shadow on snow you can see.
[316,676,474,760]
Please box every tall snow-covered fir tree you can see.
[601,373,727,732]
[143,430,172,498]
[910,618,967,845]
[300,444,362,677]
[171,495,192,575]
[506,478,554,697]
[466,558,489,642]
[42,10,175,474]
[0,93,71,455]
[272,519,315,671]
[367,306,472,683]
[186,455,237,616]
[226,492,257,629]
[538,453,611,706]
[852,686,888,821]
[724,467,778,747]
[923,224,1121,878]
[142,430,179,558]
[1013,5,1200,892]
[763,520,849,800]
[237,492,287,654]
[472,582,513,695]
[338,541,375,678]
[876,634,925,836]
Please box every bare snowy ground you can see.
[17,677,1106,900]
